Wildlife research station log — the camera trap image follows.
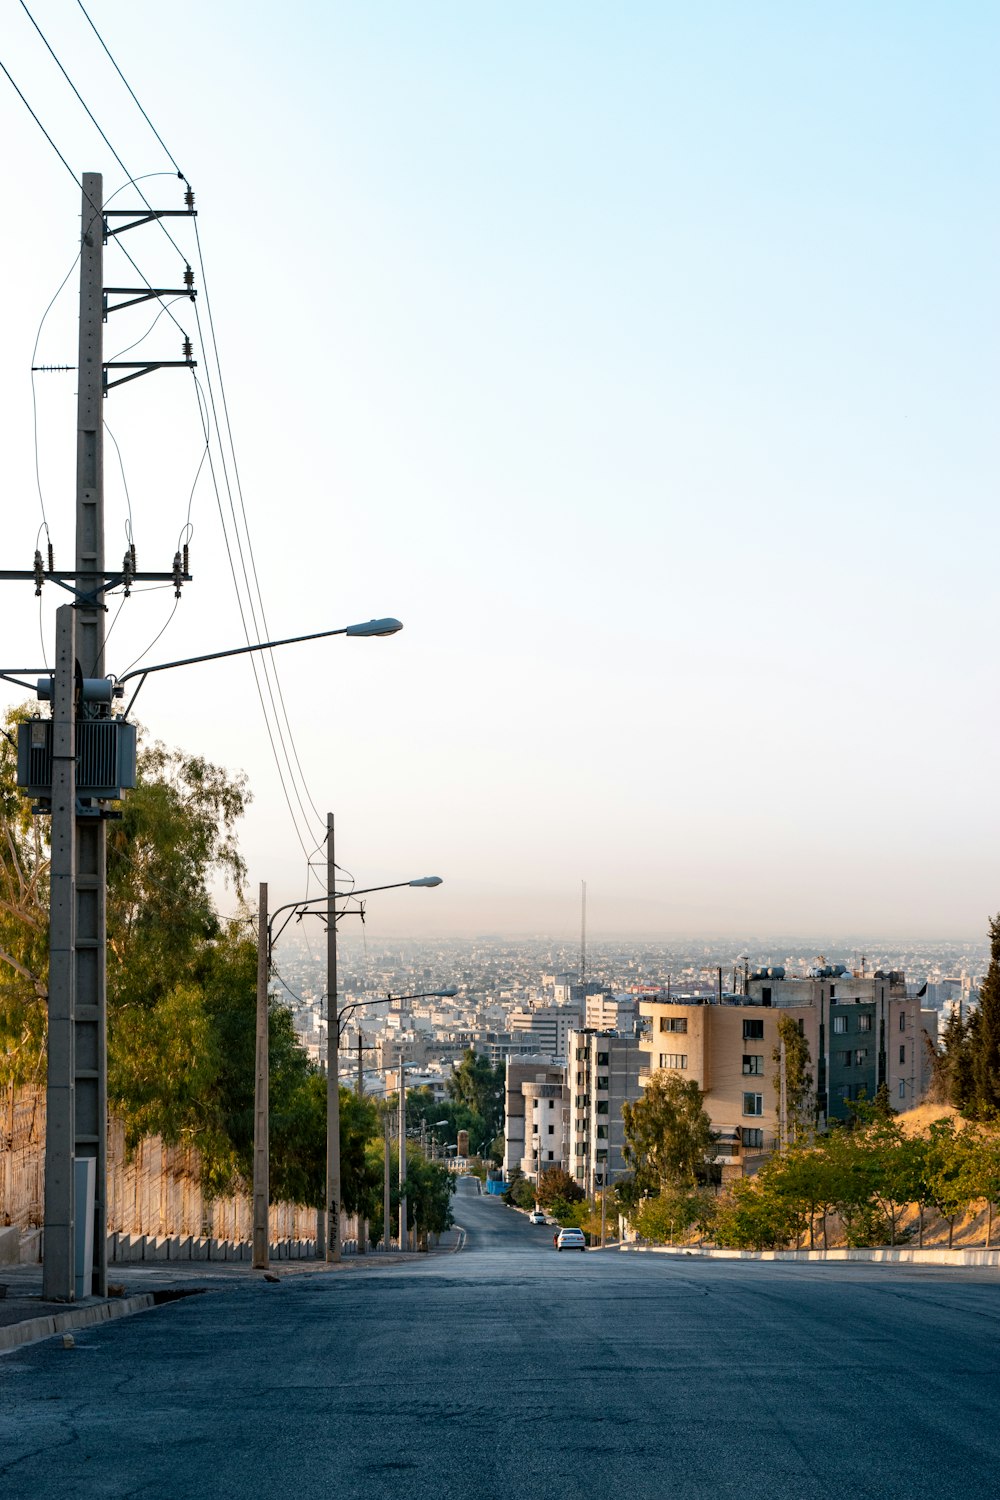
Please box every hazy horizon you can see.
[2,3,997,938]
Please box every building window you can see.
[597,1077,609,1091]
[659,1054,688,1070]
[597,1052,609,1066]
[899,1012,906,1032]
[548,1099,554,1109]
[547,1151,554,1161]
[829,985,836,999]
[596,1148,608,1162]
[743,1093,763,1116]
[596,1101,609,1114]
[742,1128,764,1149]
[899,1045,905,1065]
[855,1050,868,1066]
[797,1019,804,1036]
[858,1014,872,1032]
[762,986,772,1003]
[548,1124,554,1136]
[575,1048,587,1061]
[839,1051,852,1067]
[596,1125,608,1139]
[837,1084,851,1100]
[742,1055,764,1075]
[660,1016,688,1033]
[742,1019,764,1040]
[576,1072,584,1086]
[532,1122,538,1134]
[575,1142,585,1157]
[899,1080,906,1099]
[833,1016,848,1035]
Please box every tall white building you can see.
[568,1030,644,1194]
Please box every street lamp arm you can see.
[115,618,403,716]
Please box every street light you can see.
[381,991,456,1250]
[262,848,445,1265]
[2,613,402,1301]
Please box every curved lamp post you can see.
[259,863,445,1266]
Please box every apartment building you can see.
[568,1029,643,1195]
[639,966,933,1177]
[507,1004,582,1061]
[502,1056,570,1183]
[585,992,639,1035]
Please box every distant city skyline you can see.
[2,3,997,937]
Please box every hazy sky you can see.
[1,2,997,940]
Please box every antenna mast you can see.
[580,879,587,995]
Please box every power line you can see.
[75,0,186,179]
[19,2,190,267]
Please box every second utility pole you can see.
[327,813,342,1261]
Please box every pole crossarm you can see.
[0,570,191,607]
[104,287,197,316]
[103,208,197,237]
[103,359,196,392]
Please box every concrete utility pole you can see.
[42,608,77,1300]
[252,883,269,1269]
[383,1108,392,1249]
[398,1050,408,1251]
[327,813,342,1262]
[43,175,108,1301]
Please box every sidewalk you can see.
[0,1233,460,1355]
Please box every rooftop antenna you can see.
[580,880,586,994]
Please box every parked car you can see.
[528,1210,547,1225]
[556,1227,586,1252]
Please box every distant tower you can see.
[580,880,587,995]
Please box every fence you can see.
[1,1086,316,1244]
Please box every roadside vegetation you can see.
[0,716,454,1233]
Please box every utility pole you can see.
[383,1106,391,1250]
[357,1032,364,1098]
[42,608,77,1300]
[326,813,342,1262]
[43,176,108,1301]
[252,883,269,1269]
[398,1049,407,1251]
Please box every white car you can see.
[528,1210,547,1225]
[556,1227,586,1251]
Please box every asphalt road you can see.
[3,1177,1000,1499]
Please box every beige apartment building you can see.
[639,967,933,1177]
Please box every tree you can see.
[712,1175,805,1251]
[968,1128,1000,1248]
[403,1151,455,1243]
[924,1118,977,1249]
[969,915,1000,1118]
[535,1166,584,1209]
[622,1071,717,1193]
[446,1050,504,1145]
[0,708,53,1090]
[633,1186,712,1245]
[772,1014,814,1145]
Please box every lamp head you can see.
[345,618,403,637]
[408,876,443,888]
[431,987,458,997]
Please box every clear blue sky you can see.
[1,2,997,939]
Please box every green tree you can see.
[924,1118,977,1249]
[968,1128,1000,1248]
[446,1050,504,1144]
[969,915,1000,1117]
[403,1151,455,1243]
[712,1175,805,1251]
[0,708,53,1090]
[622,1071,717,1193]
[772,1014,814,1145]
[633,1186,712,1245]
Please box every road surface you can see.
[2,1177,999,1498]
